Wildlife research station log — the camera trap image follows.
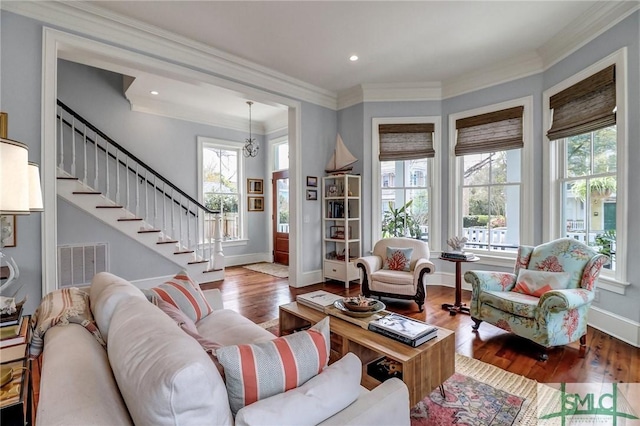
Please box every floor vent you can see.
[57,243,108,287]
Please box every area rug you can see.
[257,319,549,426]
[242,262,288,278]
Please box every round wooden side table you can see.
[440,255,480,316]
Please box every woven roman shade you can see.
[547,65,616,141]
[455,106,524,156]
[378,123,435,161]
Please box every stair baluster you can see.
[56,100,223,280]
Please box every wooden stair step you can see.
[117,218,143,222]
[204,268,224,273]
[96,205,123,209]
[157,240,179,245]
[73,191,102,195]
[138,229,161,233]
[57,176,78,180]
[188,260,209,265]
[174,250,194,255]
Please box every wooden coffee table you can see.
[279,302,455,406]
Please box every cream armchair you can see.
[356,237,435,312]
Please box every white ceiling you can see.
[75,1,620,129]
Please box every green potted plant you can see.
[382,200,421,239]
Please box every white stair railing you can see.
[56,100,223,272]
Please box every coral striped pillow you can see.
[216,317,330,415]
[142,270,212,323]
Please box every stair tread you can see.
[138,229,161,233]
[73,191,102,194]
[174,250,195,254]
[117,218,143,221]
[57,176,78,180]
[204,268,224,273]
[157,240,179,244]
[96,205,123,208]
[188,260,209,265]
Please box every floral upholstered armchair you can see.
[464,238,608,360]
[356,237,435,312]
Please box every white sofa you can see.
[36,272,410,425]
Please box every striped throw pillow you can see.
[216,317,330,415]
[143,270,212,323]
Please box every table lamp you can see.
[1,137,44,313]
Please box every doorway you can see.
[272,170,289,265]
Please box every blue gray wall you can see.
[1,9,638,323]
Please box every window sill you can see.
[197,239,248,250]
[434,251,516,268]
[597,274,630,295]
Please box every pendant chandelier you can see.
[243,101,258,158]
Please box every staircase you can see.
[56,101,224,283]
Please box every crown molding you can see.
[1,1,338,110]
[337,86,365,110]
[337,82,441,110]
[442,51,544,99]
[538,1,640,70]
[127,95,267,134]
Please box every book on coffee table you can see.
[296,290,343,312]
[368,313,437,347]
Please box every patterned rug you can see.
[411,372,528,425]
[257,319,545,426]
[242,262,288,278]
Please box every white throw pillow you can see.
[234,352,362,426]
[107,296,232,426]
[512,269,571,297]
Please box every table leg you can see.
[441,261,470,316]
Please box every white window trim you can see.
[448,96,534,259]
[371,116,442,252]
[196,136,246,241]
[270,135,289,172]
[542,48,629,294]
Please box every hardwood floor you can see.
[202,266,640,384]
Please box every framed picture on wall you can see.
[0,215,16,248]
[306,176,318,187]
[306,189,317,200]
[247,179,263,194]
[248,196,264,211]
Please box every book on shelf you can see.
[0,316,29,349]
[368,313,438,347]
[296,291,343,312]
[0,316,25,340]
[0,341,29,363]
[366,356,403,382]
[0,300,25,327]
[441,251,476,260]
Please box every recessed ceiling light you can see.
[150,90,159,95]
[349,55,358,62]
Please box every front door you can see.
[272,170,289,265]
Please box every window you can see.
[546,54,627,287]
[557,127,617,269]
[381,159,430,241]
[198,138,244,241]
[272,138,289,171]
[373,120,439,244]
[450,99,532,256]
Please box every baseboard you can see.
[588,306,640,347]
[224,252,271,267]
[288,269,323,288]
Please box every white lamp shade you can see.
[0,138,30,214]
[28,162,43,211]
